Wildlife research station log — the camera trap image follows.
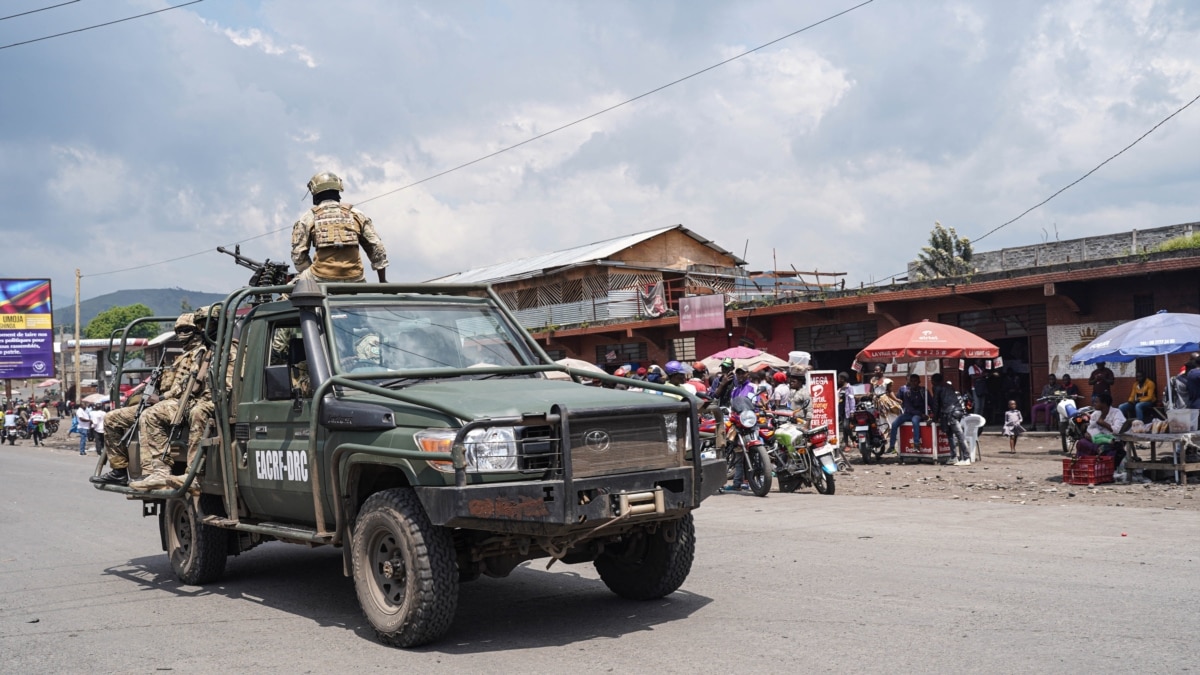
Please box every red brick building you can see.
[439,222,1200,422]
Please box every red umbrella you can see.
[856,319,999,363]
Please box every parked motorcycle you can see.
[1054,393,1086,453]
[771,422,836,494]
[721,397,773,497]
[852,394,889,465]
[1061,405,1095,455]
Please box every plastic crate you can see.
[1062,456,1114,485]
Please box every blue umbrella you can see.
[1070,311,1200,365]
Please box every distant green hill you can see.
[52,288,227,331]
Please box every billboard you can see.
[0,279,54,379]
[808,370,840,447]
[679,294,725,332]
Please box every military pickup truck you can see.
[93,278,723,648]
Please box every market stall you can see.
[856,319,999,464]
[1117,430,1200,485]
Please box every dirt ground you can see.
[831,430,1200,511]
[22,425,1200,511]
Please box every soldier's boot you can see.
[90,467,129,486]
[165,473,201,496]
[129,461,171,491]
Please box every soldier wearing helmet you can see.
[93,312,205,487]
[291,171,389,283]
[129,312,212,490]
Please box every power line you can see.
[863,88,1200,287]
[0,0,81,22]
[358,0,875,206]
[973,90,1200,244]
[82,0,876,279]
[0,0,204,51]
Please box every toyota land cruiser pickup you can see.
[92,278,723,647]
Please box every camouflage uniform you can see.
[165,338,238,492]
[102,405,140,470]
[131,338,209,488]
[291,200,388,283]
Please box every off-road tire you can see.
[595,513,695,600]
[351,488,458,649]
[165,494,227,585]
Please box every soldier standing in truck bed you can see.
[291,171,389,284]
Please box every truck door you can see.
[236,321,321,525]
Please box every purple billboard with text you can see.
[0,279,54,379]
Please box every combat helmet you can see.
[174,312,197,335]
[307,171,344,195]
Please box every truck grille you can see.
[568,414,678,478]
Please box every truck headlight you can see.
[414,429,456,473]
[463,427,518,472]
[415,427,520,473]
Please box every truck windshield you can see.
[327,302,540,376]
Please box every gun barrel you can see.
[217,246,265,270]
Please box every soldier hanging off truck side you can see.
[291,171,389,284]
[91,312,198,487]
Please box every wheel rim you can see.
[748,453,766,490]
[366,526,410,615]
[169,501,193,562]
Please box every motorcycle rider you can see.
[930,373,969,465]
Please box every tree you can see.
[84,303,159,339]
[913,221,974,280]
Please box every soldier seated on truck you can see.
[92,314,189,486]
[165,306,237,492]
[130,312,210,491]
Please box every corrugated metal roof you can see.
[428,225,744,285]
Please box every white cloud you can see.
[3,0,1199,302]
[203,20,317,68]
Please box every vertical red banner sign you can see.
[807,370,840,446]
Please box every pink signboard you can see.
[679,294,725,332]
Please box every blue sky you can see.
[2,0,1198,306]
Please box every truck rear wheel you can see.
[165,494,227,585]
[595,513,695,600]
[350,488,458,648]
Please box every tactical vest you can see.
[310,202,360,250]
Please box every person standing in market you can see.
[291,171,389,284]
[28,406,45,446]
[931,373,968,464]
[1088,361,1116,397]
[91,403,106,456]
[75,402,92,455]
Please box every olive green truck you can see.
[93,278,723,647]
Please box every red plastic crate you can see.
[1062,456,1114,485]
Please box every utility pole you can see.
[74,268,81,401]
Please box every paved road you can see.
[2,443,1198,673]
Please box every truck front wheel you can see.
[165,494,227,585]
[595,514,695,600]
[350,488,458,648]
